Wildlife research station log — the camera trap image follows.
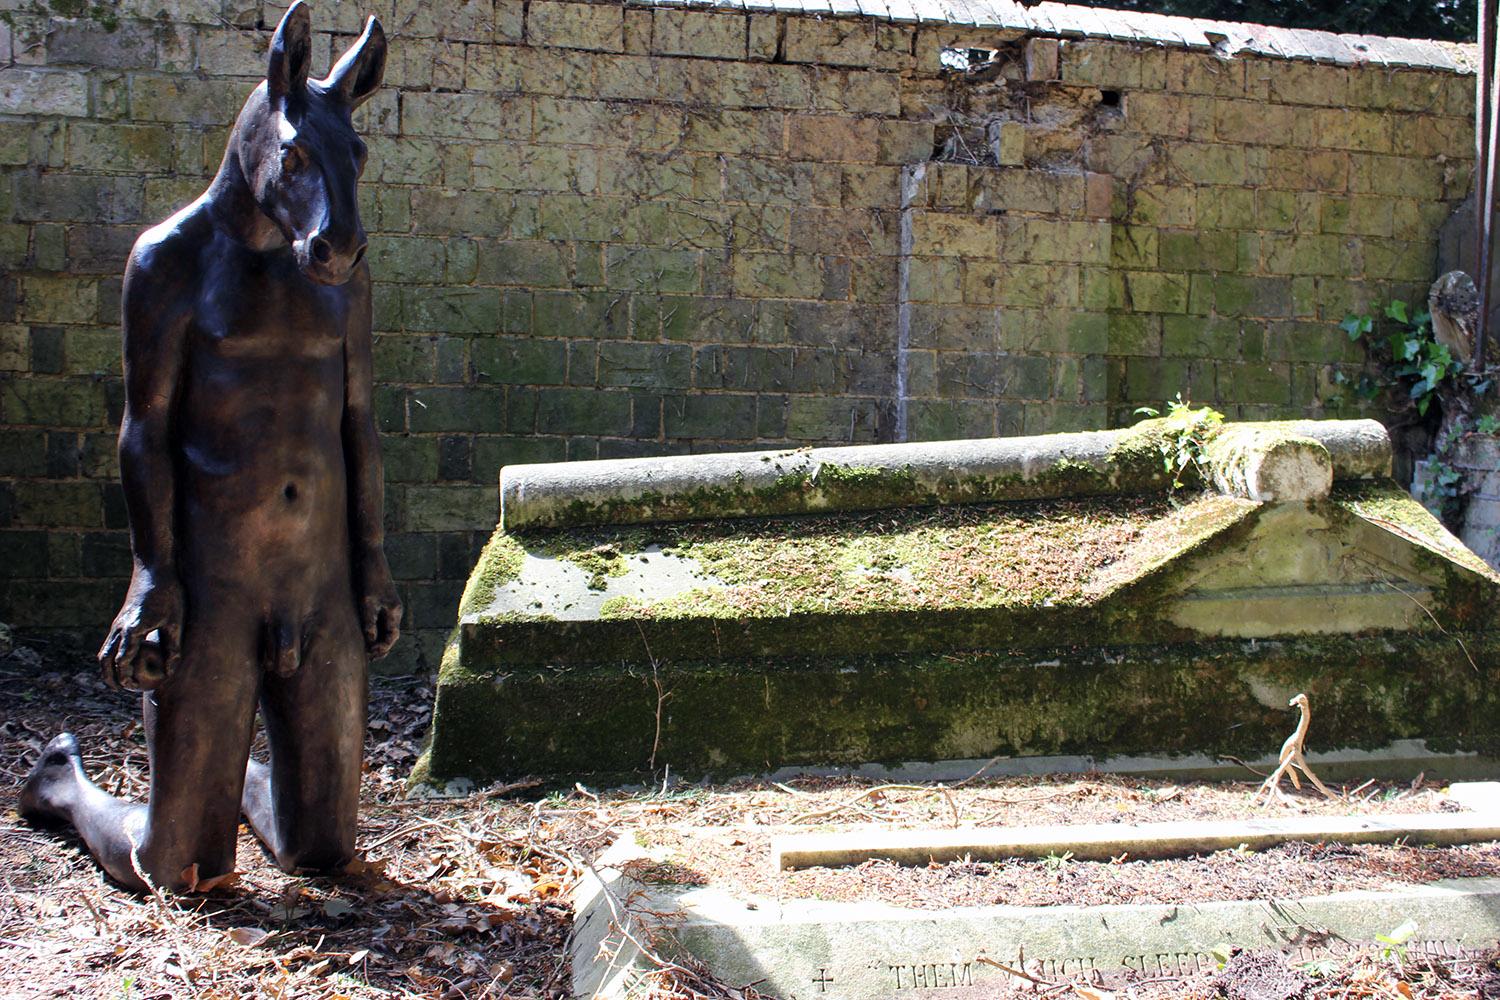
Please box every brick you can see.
[597,342,691,388]
[789,115,879,164]
[0,68,88,116]
[784,20,907,71]
[811,68,900,117]
[1217,362,1292,404]
[15,174,144,224]
[785,396,879,443]
[693,345,792,391]
[130,74,246,125]
[536,387,631,435]
[528,2,623,53]
[1024,38,1059,82]
[1159,230,1236,272]
[733,252,825,299]
[664,393,756,439]
[1061,40,1166,90]
[473,144,600,195]
[1166,50,1245,97]
[16,276,97,325]
[1210,275,1295,318]
[11,481,103,527]
[878,121,936,166]
[966,262,1077,309]
[1025,220,1110,265]
[652,10,746,60]
[475,240,572,288]
[1262,234,1350,277]
[1267,148,1348,192]
[1113,271,1190,314]
[533,291,629,340]
[402,93,530,141]
[399,286,501,335]
[910,213,997,258]
[906,399,994,442]
[409,387,505,433]
[404,486,496,532]
[1162,316,1240,358]
[473,337,568,385]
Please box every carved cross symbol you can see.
[813,968,834,992]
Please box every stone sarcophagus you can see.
[419,419,1500,787]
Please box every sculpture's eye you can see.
[280,144,306,175]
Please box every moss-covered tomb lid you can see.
[459,419,1499,668]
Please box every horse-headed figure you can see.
[20,2,401,892]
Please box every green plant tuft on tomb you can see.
[1133,395,1225,490]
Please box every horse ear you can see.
[325,16,386,109]
[267,2,313,102]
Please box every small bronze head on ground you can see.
[20,2,401,895]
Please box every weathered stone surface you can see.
[426,420,1500,784]
[573,836,1500,1000]
[500,418,1388,530]
[773,812,1500,869]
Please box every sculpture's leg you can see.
[19,622,260,893]
[241,608,366,873]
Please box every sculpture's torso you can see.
[154,203,360,617]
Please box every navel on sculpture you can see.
[19,3,401,892]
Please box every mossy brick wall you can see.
[0,0,1477,670]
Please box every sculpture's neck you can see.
[205,143,287,253]
[1295,703,1310,740]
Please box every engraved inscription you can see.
[888,962,974,990]
[812,968,835,992]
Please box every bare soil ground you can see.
[3,651,1498,1000]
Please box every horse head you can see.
[233,2,385,285]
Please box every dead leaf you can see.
[322,898,354,919]
[180,863,240,893]
[227,927,270,948]
[1072,987,1114,1000]
[347,949,369,966]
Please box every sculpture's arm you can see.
[343,270,402,659]
[98,240,191,690]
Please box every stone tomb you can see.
[571,834,1500,999]
[419,418,1500,786]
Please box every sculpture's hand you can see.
[98,570,185,691]
[358,560,402,660]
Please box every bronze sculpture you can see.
[18,3,401,892]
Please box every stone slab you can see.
[500,419,1389,530]
[773,811,1500,869]
[572,836,1500,1000]
[1450,782,1500,812]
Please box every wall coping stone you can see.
[633,0,1477,72]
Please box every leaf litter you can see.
[1,650,1497,1000]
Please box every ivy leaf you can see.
[1386,300,1409,324]
[1341,315,1364,340]
[1417,395,1431,416]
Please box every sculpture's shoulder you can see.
[124,201,215,297]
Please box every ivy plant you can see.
[1334,300,1487,419]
